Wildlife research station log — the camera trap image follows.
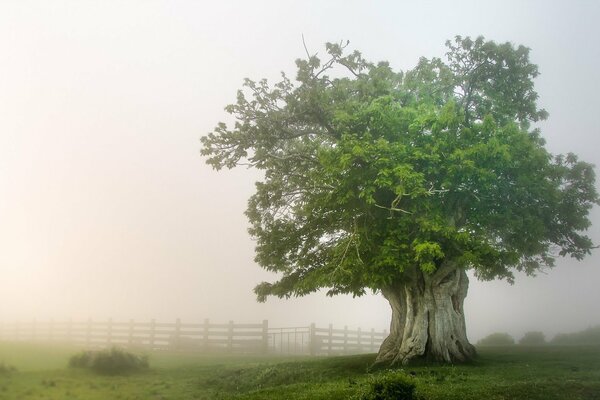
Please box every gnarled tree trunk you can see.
[375,266,476,365]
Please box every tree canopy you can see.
[201,36,598,303]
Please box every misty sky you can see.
[1,0,599,341]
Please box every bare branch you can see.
[374,203,413,215]
[301,34,311,60]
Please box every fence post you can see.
[49,319,54,342]
[174,318,181,351]
[262,320,269,354]
[328,324,333,356]
[67,319,73,344]
[370,328,375,352]
[86,318,92,347]
[203,318,209,351]
[343,326,348,354]
[227,320,234,352]
[128,319,134,347]
[309,323,316,355]
[150,319,156,349]
[294,328,298,354]
[357,327,362,353]
[107,318,113,346]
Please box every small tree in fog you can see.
[519,331,546,345]
[201,37,598,365]
[551,325,600,345]
[477,333,515,346]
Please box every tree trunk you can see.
[375,267,476,365]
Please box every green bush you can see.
[0,362,17,375]
[69,351,94,368]
[354,371,416,400]
[551,325,600,346]
[477,332,515,346]
[69,347,148,375]
[519,331,546,345]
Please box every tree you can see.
[477,332,515,346]
[551,325,600,345]
[201,36,598,365]
[519,331,546,345]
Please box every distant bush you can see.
[69,347,148,375]
[69,351,94,369]
[354,371,416,400]
[477,332,515,346]
[519,331,546,346]
[551,325,600,346]
[0,362,17,375]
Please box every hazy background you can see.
[1,0,599,341]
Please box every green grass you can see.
[0,341,599,399]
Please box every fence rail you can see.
[0,319,387,356]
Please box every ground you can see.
[0,341,599,399]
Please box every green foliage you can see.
[477,332,515,346]
[68,350,93,368]
[68,347,149,375]
[201,37,598,301]
[519,331,546,345]
[551,325,600,346]
[353,371,416,400]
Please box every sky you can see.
[1,0,599,342]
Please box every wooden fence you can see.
[0,319,387,356]
[310,323,387,355]
[267,324,387,355]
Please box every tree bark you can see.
[375,267,476,365]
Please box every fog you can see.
[1,0,599,342]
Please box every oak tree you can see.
[201,36,598,364]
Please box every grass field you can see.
[0,341,599,399]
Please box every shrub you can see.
[0,362,17,375]
[477,332,515,346]
[551,325,600,345]
[69,351,94,368]
[69,347,149,375]
[354,371,416,400]
[519,331,546,345]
